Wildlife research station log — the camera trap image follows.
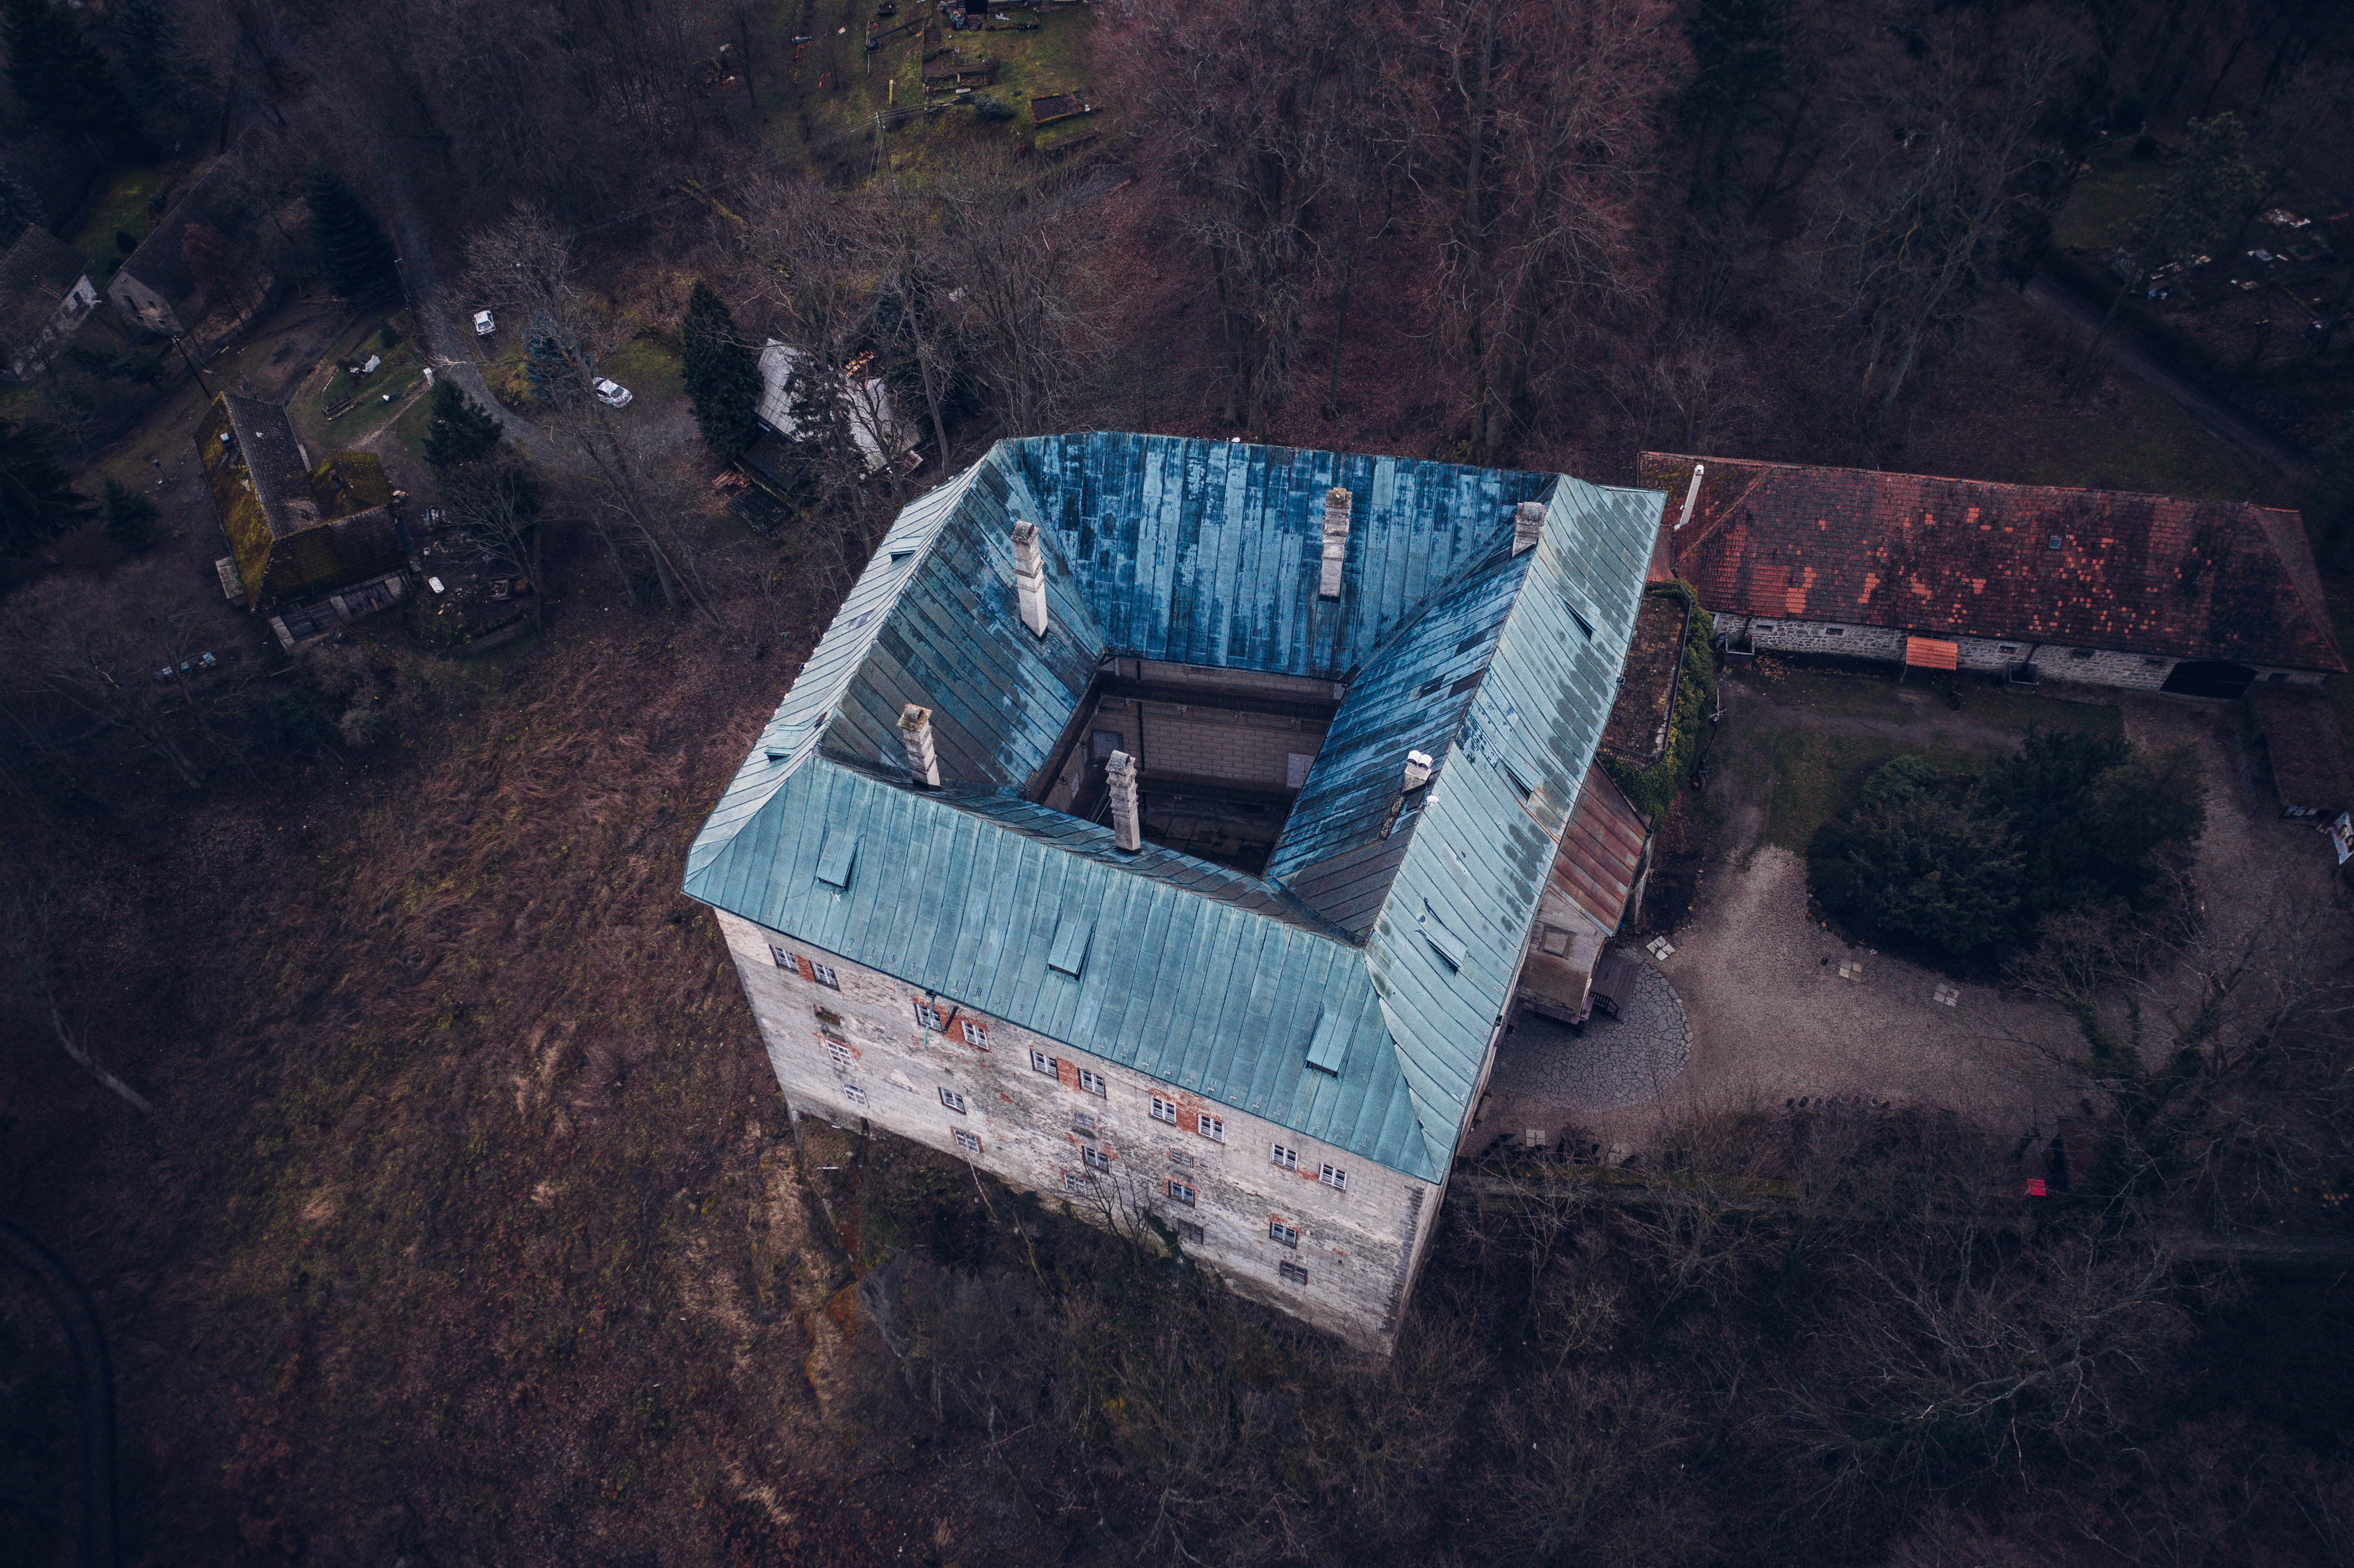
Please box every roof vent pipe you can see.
[899,703,940,787]
[1106,750,1142,851]
[1512,500,1544,555]
[1012,520,1049,638]
[1318,487,1352,600]
[1674,464,1706,531]
[1402,749,1434,791]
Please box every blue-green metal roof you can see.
[686,434,1663,1180]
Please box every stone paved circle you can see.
[1487,959,1693,1113]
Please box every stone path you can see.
[1488,960,1693,1113]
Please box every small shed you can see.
[2250,685,2351,820]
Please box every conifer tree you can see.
[2,0,140,150]
[421,381,506,470]
[0,164,41,248]
[101,477,159,550]
[305,165,399,300]
[109,0,214,138]
[0,419,94,557]
[680,281,763,462]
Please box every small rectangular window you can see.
[1271,1143,1298,1171]
[1268,1221,1299,1249]
[842,1084,868,1107]
[1063,1171,1088,1191]
[1079,1069,1108,1096]
[1196,1114,1225,1143]
[913,1001,945,1032]
[952,1128,980,1156]
[1082,1145,1110,1171]
[1072,1110,1098,1136]
[1150,1094,1178,1124]
[823,1040,853,1069]
[1030,1049,1059,1076]
[2071,647,2095,659]
[1090,728,1123,761]
[939,1087,967,1115]
[1177,1220,1205,1245]
[1823,626,1844,637]
[769,944,799,971]
[1168,1149,1196,1170]
[960,1019,990,1048]
[811,964,840,991]
[1278,1260,1309,1286]
[1166,1178,1197,1205]
[1319,1164,1348,1192]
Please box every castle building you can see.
[685,434,1661,1349]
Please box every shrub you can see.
[972,93,1015,122]
[2132,133,2159,161]
[100,477,158,550]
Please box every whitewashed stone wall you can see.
[1720,614,2329,693]
[714,908,1439,1350]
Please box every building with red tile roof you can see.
[1640,453,2345,700]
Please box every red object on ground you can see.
[2019,1179,2047,1199]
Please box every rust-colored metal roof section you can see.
[1905,637,1959,670]
[1640,452,2346,674]
[1552,764,1648,932]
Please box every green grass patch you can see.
[64,161,189,278]
[1760,729,1995,854]
[2050,152,2172,252]
[598,336,685,404]
[294,310,428,448]
[1966,686,2126,739]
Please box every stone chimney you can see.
[1402,749,1434,791]
[1512,500,1544,555]
[1318,487,1352,600]
[1106,749,1142,851]
[1012,520,1049,638]
[899,703,940,787]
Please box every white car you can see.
[473,310,495,336]
[593,377,633,408]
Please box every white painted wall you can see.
[713,908,1438,1350]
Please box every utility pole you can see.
[172,335,210,397]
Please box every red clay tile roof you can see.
[2250,687,2350,813]
[1552,763,1648,931]
[1640,453,2346,674]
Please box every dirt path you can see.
[2020,261,2313,490]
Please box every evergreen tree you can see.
[0,419,94,556]
[523,312,588,408]
[421,380,506,470]
[109,0,215,138]
[100,477,158,550]
[305,165,399,300]
[680,280,763,462]
[2,0,140,150]
[0,163,41,248]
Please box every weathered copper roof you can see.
[686,433,1664,1179]
[1641,453,2345,674]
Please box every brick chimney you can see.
[1012,520,1049,638]
[1106,749,1142,851]
[1512,500,1544,555]
[1318,487,1352,600]
[899,704,940,787]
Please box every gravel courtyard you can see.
[1469,677,2342,1158]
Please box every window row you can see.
[819,1042,1341,1197]
[770,945,840,990]
[912,1000,993,1049]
